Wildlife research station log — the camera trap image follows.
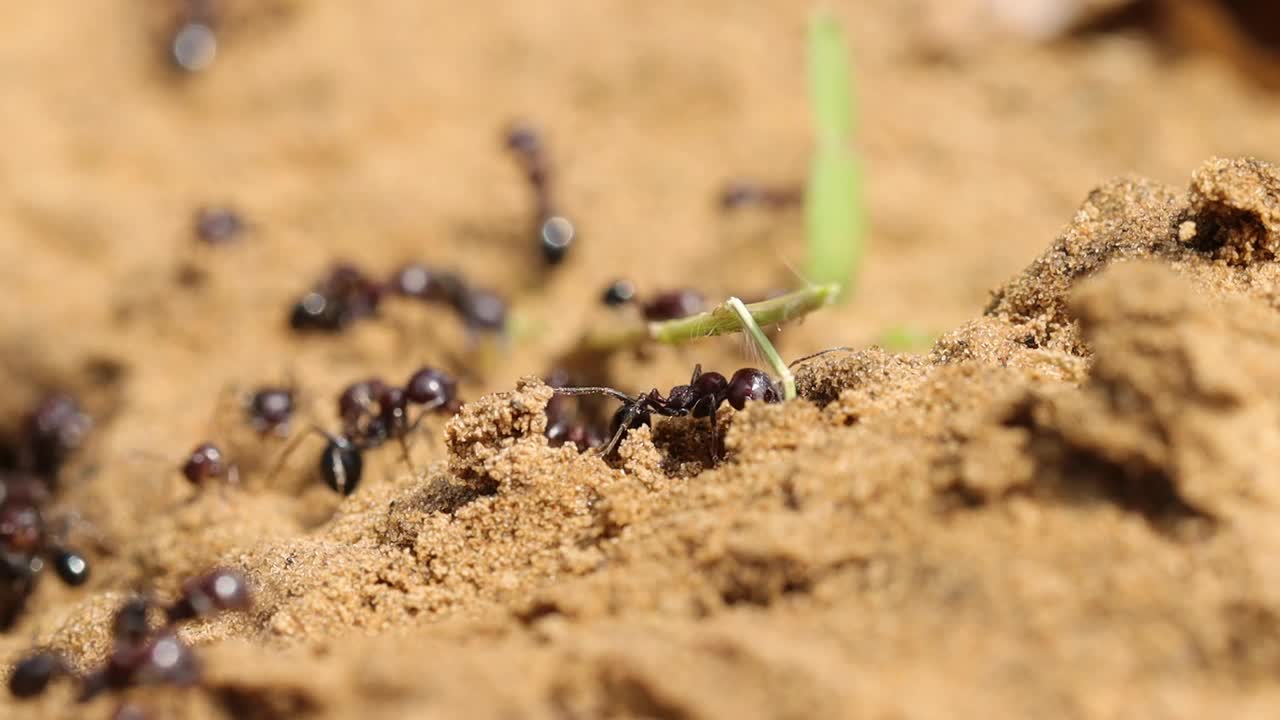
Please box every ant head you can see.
[319,436,363,496]
[601,279,636,306]
[504,123,541,155]
[726,368,781,411]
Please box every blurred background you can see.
[2,0,1280,421]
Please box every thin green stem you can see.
[725,297,796,401]
[579,283,839,354]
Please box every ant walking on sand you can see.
[505,123,575,265]
[553,364,783,462]
[0,394,95,628]
[598,280,707,321]
[0,471,94,628]
[7,568,251,702]
[271,366,460,496]
[551,347,856,463]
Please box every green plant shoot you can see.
[580,283,839,355]
[805,12,864,298]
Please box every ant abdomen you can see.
[181,443,234,486]
[320,436,363,496]
[8,650,69,699]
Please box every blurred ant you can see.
[169,1,220,73]
[272,366,460,495]
[718,180,803,211]
[193,206,245,245]
[179,442,239,488]
[389,263,509,334]
[245,384,296,437]
[554,365,782,462]
[7,568,251,702]
[505,123,575,265]
[20,393,92,485]
[542,371,604,452]
[0,472,93,629]
[289,263,385,333]
[597,281,706,321]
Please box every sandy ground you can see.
[4,1,1280,718]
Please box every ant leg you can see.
[264,425,333,484]
[395,434,420,480]
[787,347,855,369]
[708,408,720,466]
[598,403,644,458]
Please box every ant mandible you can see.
[271,366,459,496]
[553,364,782,462]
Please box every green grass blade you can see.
[809,12,854,143]
[805,12,864,298]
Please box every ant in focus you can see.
[550,348,855,463]
[553,364,783,462]
[7,567,251,702]
[271,366,460,496]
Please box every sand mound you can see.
[8,158,1280,718]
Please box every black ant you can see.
[289,263,385,333]
[245,385,295,437]
[718,180,803,211]
[272,366,460,496]
[542,371,604,452]
[193,206,245,245]
[596,281,706,321]
[553,365,782,461]
[21,393,92,485]
[0,472,93,629]
[389,263,509,334]
[505,123,575,265]
[7,568,251,702]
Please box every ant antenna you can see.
[551,386,636,404]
